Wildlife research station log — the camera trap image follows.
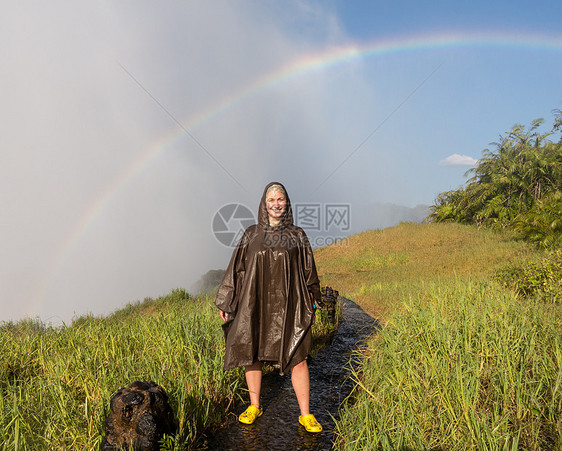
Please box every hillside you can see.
[314,223,562,450]
[2,222,559,449]
[0,288,339,449]
[314,222,535,319]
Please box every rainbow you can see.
[31,31,562,319]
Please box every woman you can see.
[215,182,323,433]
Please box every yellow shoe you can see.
[239,405,263,424]
[299,414,322,433]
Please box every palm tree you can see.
[430,116,562,247]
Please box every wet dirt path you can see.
[204,298,380,450]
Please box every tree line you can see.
[430,110,562,248]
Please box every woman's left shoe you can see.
[299,414,323,432]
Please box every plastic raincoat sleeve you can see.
[214,229,249,314]
[301,231,321,306]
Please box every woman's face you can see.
[266,189,287,223]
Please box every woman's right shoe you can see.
[238,405,263,424]
[299,414,323,432]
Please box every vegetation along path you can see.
[204,297,380,450]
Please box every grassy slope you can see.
[315,222,532,319]
[0,290,241,450]
[0,287,338,450]
[314,222,562,450]
[2,222,558,449]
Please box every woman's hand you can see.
[220,310,229,321]
[309,292,316,325]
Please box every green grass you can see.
[315,222,532,320]
[335,281,562,450]
[494,249,562,303]
[0,288,337,450]
[4,222,559,449]
[314,223,562,450]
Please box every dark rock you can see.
[101,381,177,451]
[320,286,339,322]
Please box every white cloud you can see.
[439,154,478,167]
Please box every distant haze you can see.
[1,1,559,324]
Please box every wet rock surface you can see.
[101,380,177,451]
[204,298,380,450]
[319,286,339,323]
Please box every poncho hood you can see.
[258,181,294,228]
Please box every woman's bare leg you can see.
[245,361,262,407]
[291,360,310,416]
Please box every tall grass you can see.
[316,223,562,449]
[1,289,243,449]
[0,287,337,450]
[334,281,562,449]
[315,222,531,320]
[332,282,562,450]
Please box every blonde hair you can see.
[266,184,286,197]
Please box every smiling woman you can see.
[215,181,324,433]
[264,183,287,226]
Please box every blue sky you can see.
[334,1,561,38]
[1,1,561,323]
[320,0,562,204]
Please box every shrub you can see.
[494,250,562,302]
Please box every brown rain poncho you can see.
[215,182,321,374]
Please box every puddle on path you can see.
[204,298,381,450]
